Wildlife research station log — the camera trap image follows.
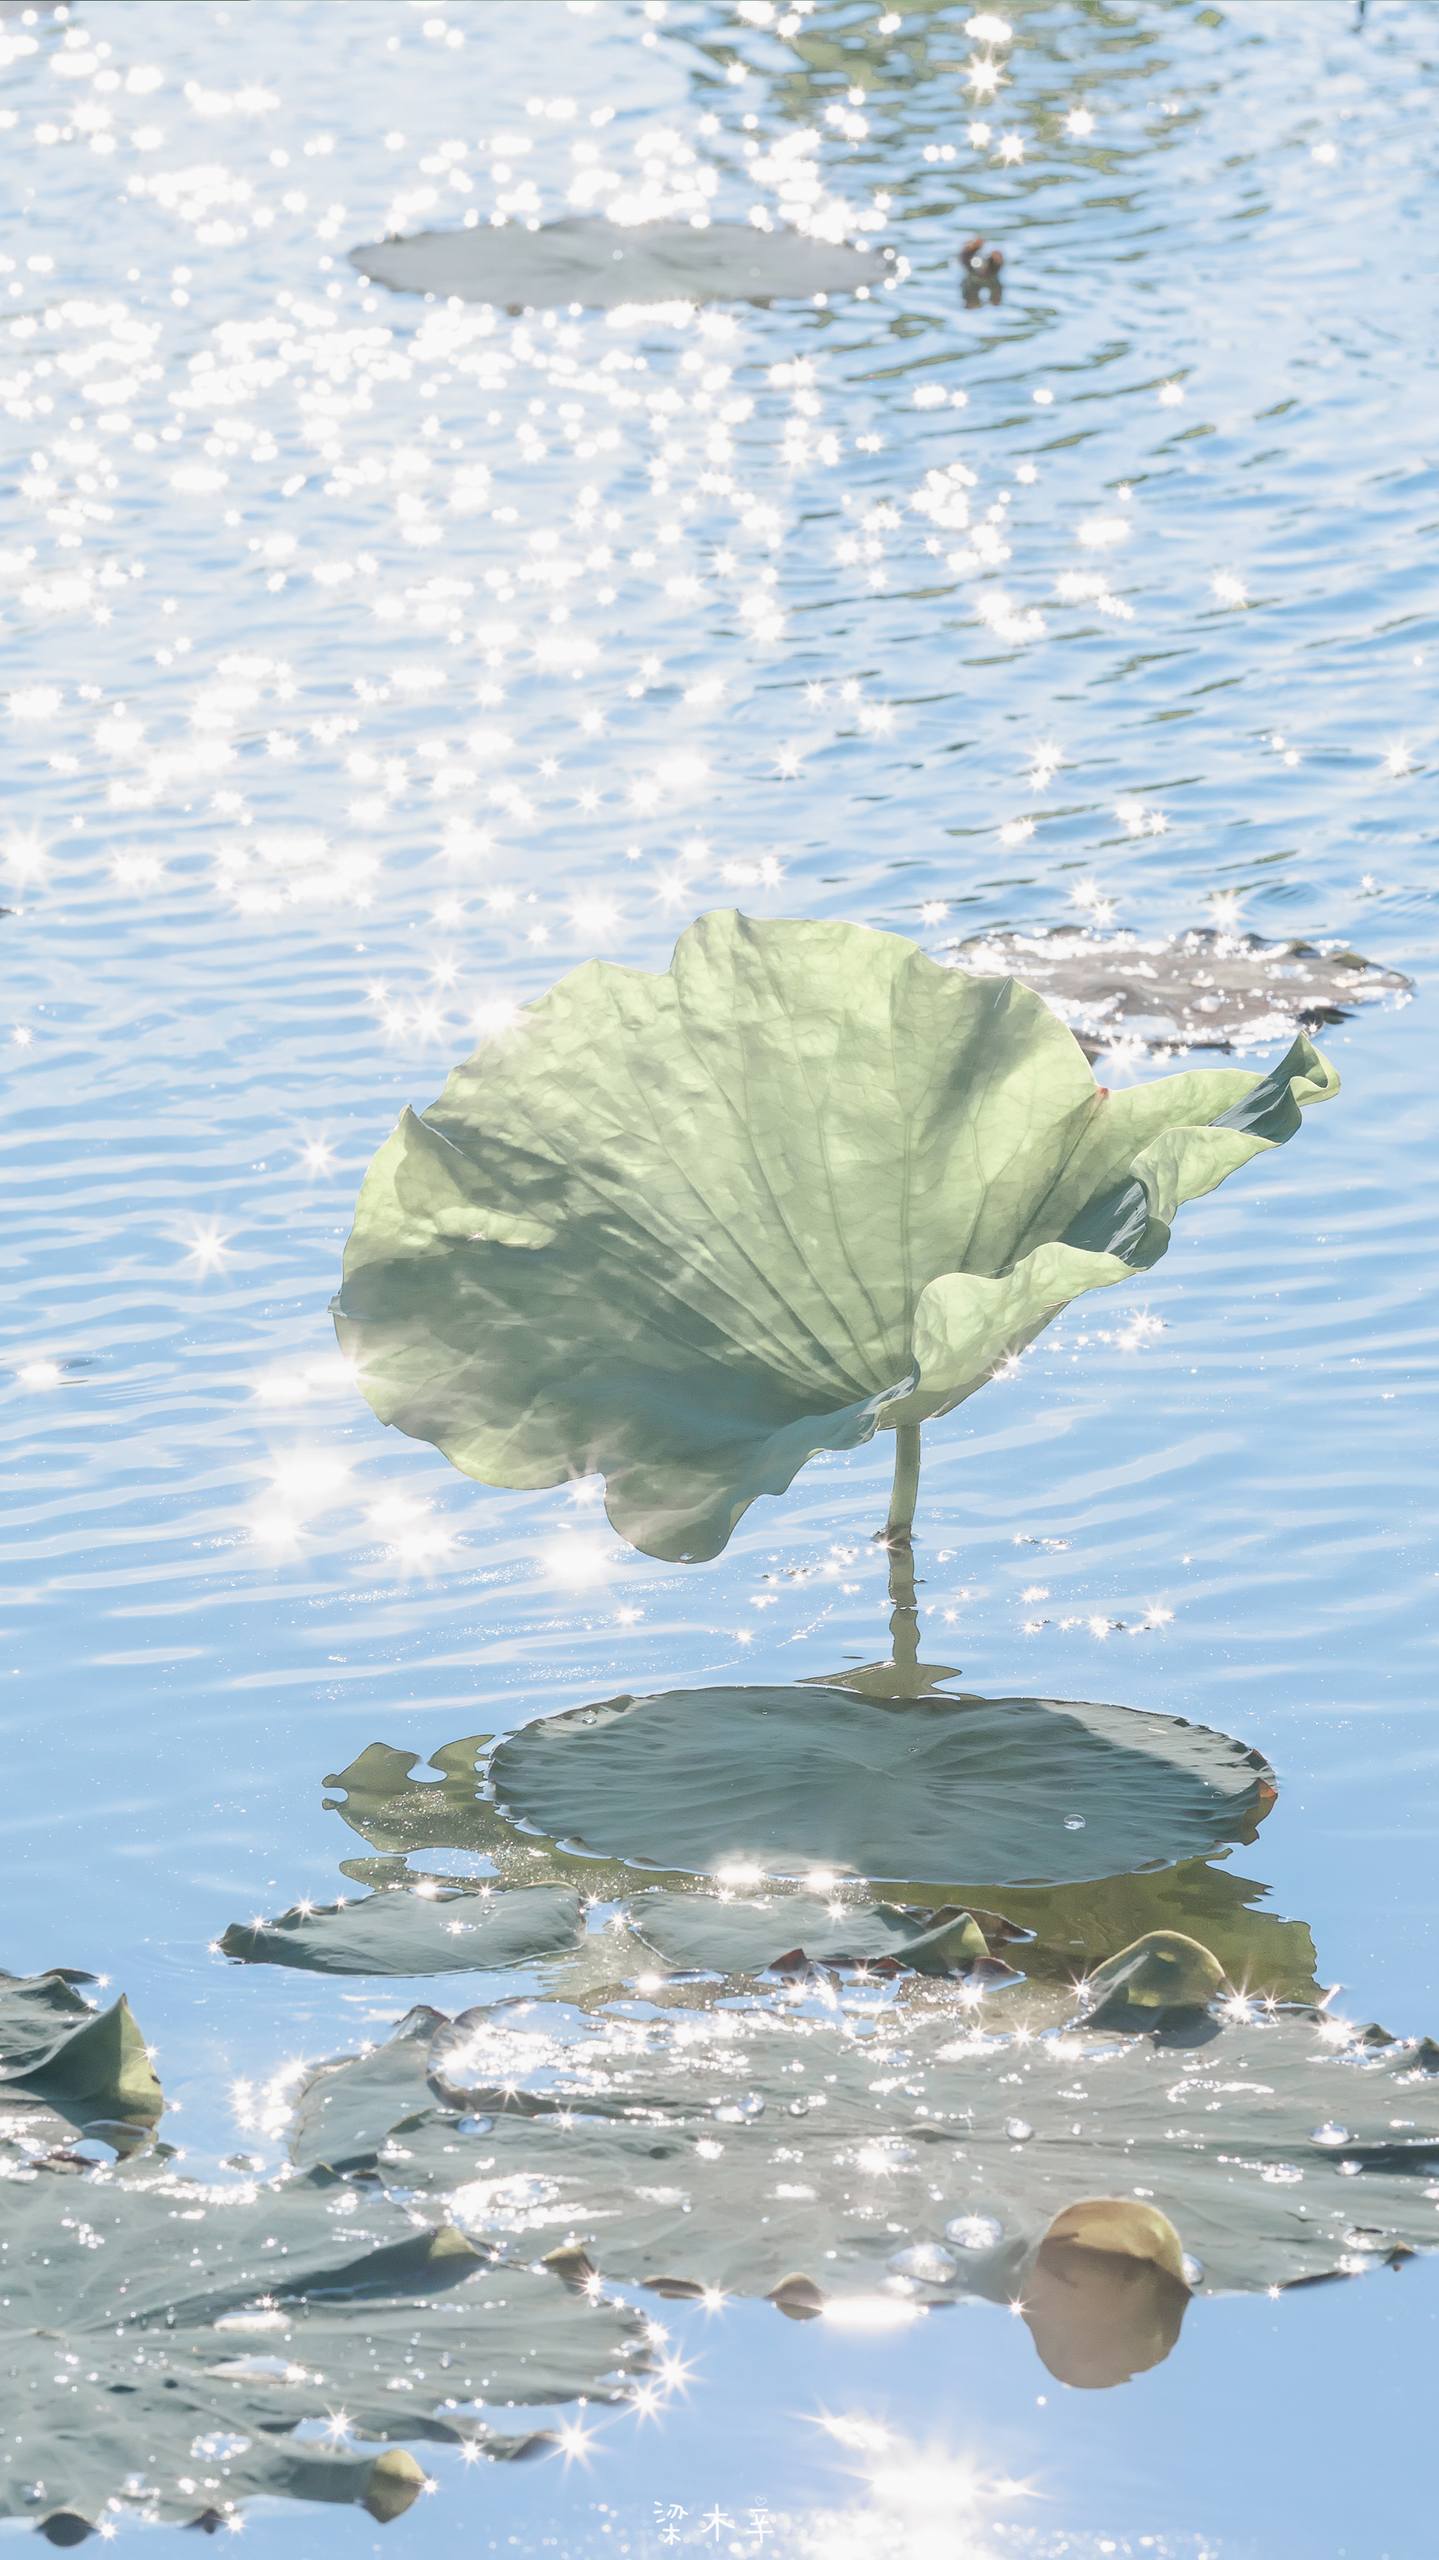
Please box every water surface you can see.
[2,2,1436,2551]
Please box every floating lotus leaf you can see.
[348,218,885,311]
[321,1733,1322,2001]
[487,1684,1275,1888]
[333,912,1337,1563]
[0,1968,161,2155]
[951,925,1410,1059]
[290,2004,446,2175]
[627,1890,1003,1977]
[301,1992,1439,2320]
[220,1882,581,1978]
[0,2160,649,2533]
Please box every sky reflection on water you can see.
[1,1,1437,2551]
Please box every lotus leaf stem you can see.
[883,1421,922,1674]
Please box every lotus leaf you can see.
[320,1731,1322,2000]
[220,1882,581,1978]
[962,1856,1321,2005]
[627,1891,1003,1976]
[348,218,885,311]
[953,924,1410,1059]
[296,1994,1439,2316]
[0,2160,649,2533]
[487,1684,1275,1888]
[333,912,1337,1563]
[1076,1929,1229,2025]
[289,2004,446,2175]
[324,1736,492,1857]
[0,1968,161,2154]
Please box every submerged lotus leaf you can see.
[628,1891,997,1976]
[0,1968,161,2153]
[333,912,1337,1563]
[304,1994,1439,2317]
[220,1883,581,1978]
[348,218,884,312]
[953,924,1410,1059]
[1077,1929,1229,2024]
[0,2161,648,2532]
[957,1857,1321,2005]
[323,1737,493,1857]
[487,1684,1275,1888]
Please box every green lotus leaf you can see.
[348,218,885,312]
[290,2003,446,2176]
[627,1890,999,1977]
[0,2161,648,2533]
[953,1857,1321,2005]
[320,1732,1322,2001]
[486,1684,1275,1889]
[333,912,1337,1564]
[1077,1928,1229,2025]
[300,1994,1439,2322]
[0,1968,161,2154]
[323,1737,493,1858]
[220,1882,581,1979]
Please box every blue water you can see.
[2,1,1436,2551]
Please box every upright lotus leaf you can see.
[220,1882,582,1979]
[0,2163,648,2533]
[348,218,885,311]
[0,1968,162,2153]
[334,912,1337,1563]
[487,1684,1275,1888]
[328,1993,1439,2316]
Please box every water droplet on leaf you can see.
[888,2242,958,2283]
[713,2093,765,2124]
[944,2211,1003,2251]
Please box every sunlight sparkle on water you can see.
[17,1358,63,1390]
[539,1530,619,1589]
[185,1222,230,1274]
[820,2295,924,2331]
